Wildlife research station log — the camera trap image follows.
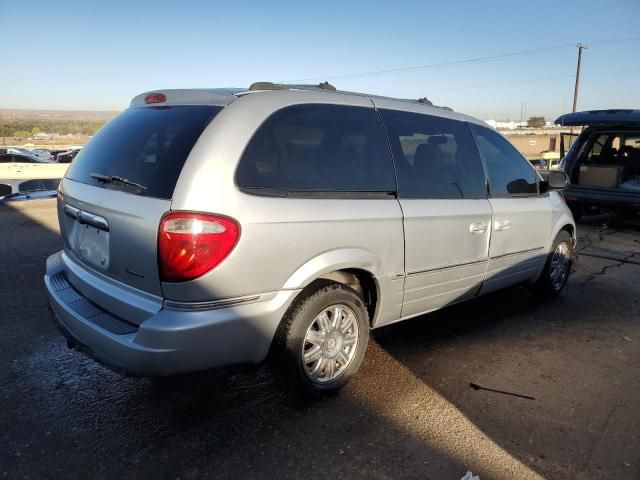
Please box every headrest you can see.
[428,135,448,146]
[414,143,441,165]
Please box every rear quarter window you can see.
[236,104,396,196]
[65,105,221,199]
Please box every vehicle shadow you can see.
[6,199,638,479]
[2,200,543,479]
[372,231,640,479]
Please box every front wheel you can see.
[534,230,573,297]
[272,281,369,396]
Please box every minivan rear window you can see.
[65,106,222,199]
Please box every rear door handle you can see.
[494,220,511,231]
[469,222,488,234]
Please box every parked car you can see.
[557,109,640,220]
[0,154,69,199]
[49,149,68,158]
[45,85,575,395]
[0,152,53,164]
[0,182,59,203]
[7,147,35,156]
[31,148,55,161]
[56,148,82,163]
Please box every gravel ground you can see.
[1,199,638,480]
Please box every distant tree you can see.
[14,130,30,139]
[318,81,336,91]
[417,97,433,105]
[527,116,546,128]
[31,126,40,136]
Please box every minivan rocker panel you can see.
[45,86,575,392]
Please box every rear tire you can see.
[534,230,573,297]
[272,280,369,396]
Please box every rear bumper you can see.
[45,251,299,376]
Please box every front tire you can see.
[273,281,369,396]
[535,230,573,297]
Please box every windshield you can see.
[65,105,222,199]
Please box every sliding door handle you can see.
[494,220,511,231]
[469,222,488,234]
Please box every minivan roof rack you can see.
[245,82,455,111]
[249,81,337,92]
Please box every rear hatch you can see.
[59,104,223,297]
[559,124,640,202]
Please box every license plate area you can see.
[65,206,110,270]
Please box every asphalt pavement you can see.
[1,199,639,479]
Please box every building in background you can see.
[484,119,527,130]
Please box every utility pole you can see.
[520,102,524,125]
[572,43,588,112]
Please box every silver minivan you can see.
[45,84,575,394]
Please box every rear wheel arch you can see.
[280,249,383,326]
[277,267,380,336]
[316,269,379,327]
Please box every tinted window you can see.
[15,155,37,163]
[470,125,539,196]
[380,109,486,199]
[236,104,395,195]
[581,132,640,165]
[66,106,221,199]
[19,179,60,192]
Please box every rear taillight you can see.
[158,212,240,282]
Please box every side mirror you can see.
[547,170,569,190]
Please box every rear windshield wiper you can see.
[91,172,147,191]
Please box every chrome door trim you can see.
[490,246,545,260]
[406,258,487,277]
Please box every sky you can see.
[1,0,639,120]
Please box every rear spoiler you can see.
[129,89,240,108]
[555,109,640,127]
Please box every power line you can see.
[285,44,574,82]
[425,74,575,93]
[284,37,640,83]
[588,36,640,45]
